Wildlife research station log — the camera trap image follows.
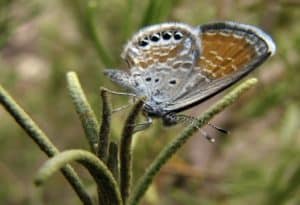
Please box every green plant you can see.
[0,70,258,205]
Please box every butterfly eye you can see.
[174,31,183,40]
[150,33,160,42]
[162,31,172,40]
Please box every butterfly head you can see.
[142,101,178,126]
[142,98,167,117]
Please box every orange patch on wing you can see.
[198,32,257,79]
[136,43,185,69]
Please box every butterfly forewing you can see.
[164,22,275,112]
[197,22,274,79]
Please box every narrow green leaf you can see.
[128,78,258,205]
[120,99,144,203]
[97,88,112,162]
[0,85,93,205]
[108,142,120,183]
[66,71,99,153]
[35,150,122,205]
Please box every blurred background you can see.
[0,0,300,204]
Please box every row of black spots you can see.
[145,77,160,83]
[138,30,184,47]
[144,77,178,86]
[138,36,149,47]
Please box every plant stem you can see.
[67,71,99,153]
[35,150,122,205]
[140,0,159,27]
[85,1,114,67]
[121,0,134,42]
[97,88,111,162]
[107,141,119,183]
[120,99,144,203]
[128,78,258,205]
[0,85,94,205]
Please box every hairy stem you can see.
[120,99,144,203]
[67,71,99,153]
[35,150,122,205]
[0,85,93,205]
[128,78,258,205]
[97,88,111,162]
[107,141,119,183]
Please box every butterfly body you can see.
[104,22,275,126]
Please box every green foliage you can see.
[0,71,257,205]
[1,0,300,205]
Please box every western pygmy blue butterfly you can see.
[104,21,276,129]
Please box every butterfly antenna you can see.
[208,122,229,134]
[200,130,216,143]
[176,114,216,143]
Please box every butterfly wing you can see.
[164,22,276,112]
[122,23,200,71]
[121,23,203,102]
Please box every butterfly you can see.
[104,21,276,128]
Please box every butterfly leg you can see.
[100,87,137,113]
[100,87,137,97]
[132,115,153,133]
[112,103,132,113]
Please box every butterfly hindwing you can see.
[122,23,200,72]
[121,23,204,103]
